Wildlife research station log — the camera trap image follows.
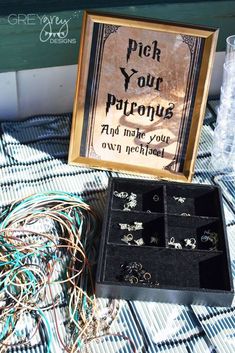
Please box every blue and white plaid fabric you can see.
[0,100,235,353]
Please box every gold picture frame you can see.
[69,11,218,182]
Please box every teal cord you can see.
[0,191,99,351]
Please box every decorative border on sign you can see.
[80,25,204,173]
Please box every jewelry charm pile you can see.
[168,236,197,249]
[118,262,159,286]
[119,222,158,246]
[113,191,137,211]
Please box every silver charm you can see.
[168,237,182,249]
[123,192,137,211]
[119,222,143,232]
[173,196,186,203]
[121,233,133,245]
[113,191,128,198]
[184,237,196,249]
[150,236,158,245]
[134,238,145,246]
[119,223,128,230]
[201,230,218,250]
[153,194,160,202]
[133,222,143,230]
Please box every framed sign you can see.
[69,12,218,182]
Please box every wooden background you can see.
[0,0,234,73]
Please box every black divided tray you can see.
[96,177,234,306]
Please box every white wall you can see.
[209,51,225,97]
[0,52,225,121]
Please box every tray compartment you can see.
[166,184,221,217]
[108,211,165,247]
[199,254,232,291]
[96,177,234,306]
[103,246,217,289]
[111,179,164,213]
[166,215,222,251]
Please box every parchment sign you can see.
[69,12,218,182]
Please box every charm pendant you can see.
[184,237,196,249]
[121,233,133,245]
[173,196,186,203]
[201,230,218,250]
[119,222,143,232]
[134,238,145,246]
[153,194,160,202]
[113,191,128,198]
[168,237,182,249]
[150,236,158,245]
[123,192,137,211]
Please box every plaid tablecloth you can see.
[0,100,235,353]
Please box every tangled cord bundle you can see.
[0,191,120,353]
